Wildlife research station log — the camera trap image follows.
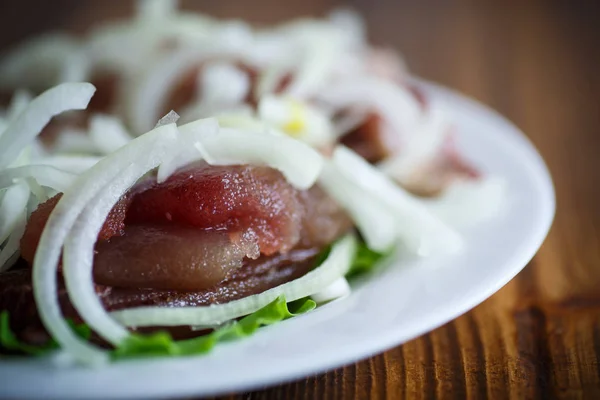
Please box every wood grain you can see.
[2,1,599,398]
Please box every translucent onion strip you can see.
[125,49,239,134]
[322,146,462,255]
[156,118,219,183]
[0,209,27,272]
[111,234,356,327]
[0,165,78,193]
[311,277,351,304]
[32,155,102,174]
[63,149,193,347]
[0,83,96,168]
[0,181,30,244]
[0,35,83,91]
[186,122,324,190]
[319,160,398,251]
[33,123,180,365]
[89,114,132,154]
[316,77,420,144]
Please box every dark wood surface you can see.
[2,1,600,398]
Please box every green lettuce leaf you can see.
[112,295,316,359]
[0,310,91,356]
[346,241,387,278]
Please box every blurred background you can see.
[1,0,599,397]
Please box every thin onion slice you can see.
[316,77,420,146]
[377,105,449,182]
[63,165,161,346]
[0,208,27,272]
[26,177,48,203]
[111,234,356,327]
[311,277,351,304]
[0,165,78,193]
[50,129,99,155]
[155,118,218,183]
[185,122,323,190]
[0,83,96,168]
[5,90,33,123]
[0,35,83,91]
[319,160,398,251]
[89,114,132,154]
[125,48,242,134]
[423,177,507,228]
[0,181,30,244]
[33,123,181,365]
[284,27,342,98]
[32,155,102,174]
[322,146,462,255]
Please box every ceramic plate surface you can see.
[0,81,555,399]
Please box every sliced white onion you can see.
[178,63,250,123]
[215,110,271,133]
[199,62,250,107]
[0,34,83,91]
[87,11,218,74]
[32,155,102,174]
[89,114,132,154]
[125,47,243,134]
[319,160,398,251]
[33,123,182,365]
[323,146,462,255]
[0,83,96,168]
[0,165,77,193]
[50,129,99,155]
[154,110,180,128]
[311,277,351,304]
[156,117,218,183]
[255,63,291,99]
[5,90,33,123]
[332,107,369,138]
[136,0,178,20]
[328,8,367,51]
[64,165,160,347]
[0,118,7,136]
[257,95,334,148]
[284,27,342,98]
[184,122,324,190]
[26,177,49,203]
[111,234,356,327]
[0,181,30,244]
[424,177,507,228]
[0,208,27,272]
[377,105,449,182]
[316,77,421,146]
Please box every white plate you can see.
[0,81,555,399]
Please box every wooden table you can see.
[2,1,599,398]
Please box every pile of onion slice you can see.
[319,146,462,255]
[32,116,327,365]
[0,83,96,271]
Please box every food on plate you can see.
[0,0,504,364]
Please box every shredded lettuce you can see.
[112,295,315,359]
[0,311,91,356]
